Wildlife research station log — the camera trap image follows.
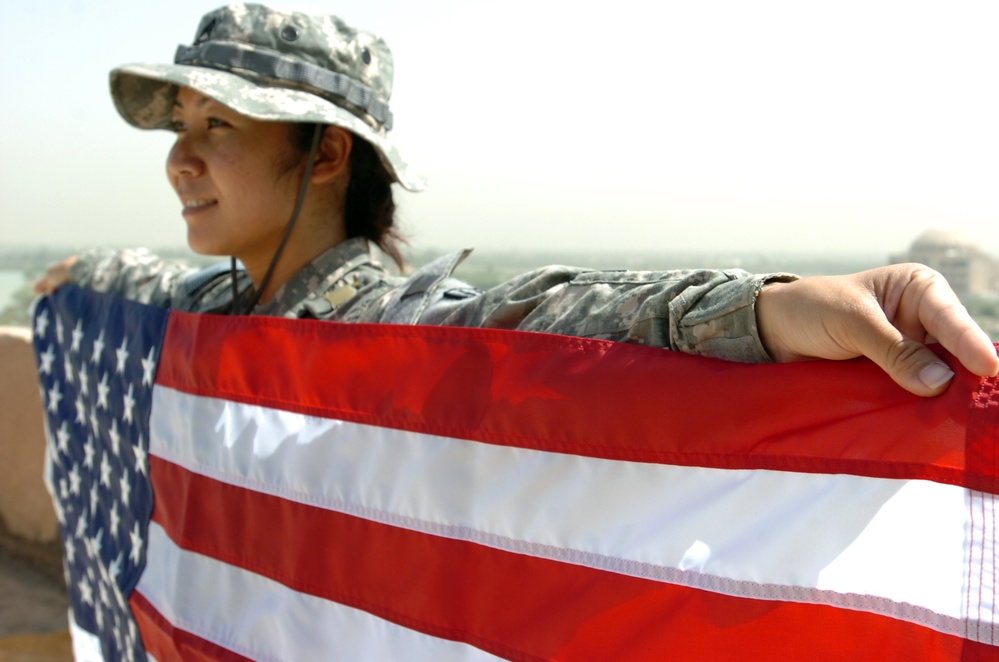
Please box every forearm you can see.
[420,265,798,363]
[69,248,192,308]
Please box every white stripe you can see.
[136,522,504,662]
[69,612,106,662]
[150,386,991,639]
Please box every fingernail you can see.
[918,362,955,390]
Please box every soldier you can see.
[35,2,998,397]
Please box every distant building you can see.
[891,229,998,298]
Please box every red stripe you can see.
[148,455,984,661]
[130,590,252,662]
[156,314,995,489]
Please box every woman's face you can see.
[167,87,300,264]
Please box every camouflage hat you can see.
[110,3,425,191]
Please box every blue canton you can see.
[33,286,169,662]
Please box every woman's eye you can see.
[169,119,186,132]
[207,117,229,129]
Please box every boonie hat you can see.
[110,2,424,191]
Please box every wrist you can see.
[755,279,795,363]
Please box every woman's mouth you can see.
[184,199,217,209]
[182,199,218,215]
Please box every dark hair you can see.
[288,122,406,268]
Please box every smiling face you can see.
[167,87,302,266]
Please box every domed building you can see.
[891,229,998,298]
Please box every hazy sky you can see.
[1,0,996,258]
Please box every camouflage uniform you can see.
[69,238,795,363]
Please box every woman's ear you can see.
[310,126,353,184]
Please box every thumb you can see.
[858,318,954,397]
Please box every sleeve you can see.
[416,265,798,363]
[68,248,194,309]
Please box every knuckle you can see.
[883,337,924,372]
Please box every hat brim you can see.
[110,63,426,192]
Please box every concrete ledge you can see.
[0,326,68,639]
[0,326,57,546]
[0,630,72,660]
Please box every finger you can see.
[910,272,999,378]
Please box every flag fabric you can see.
[33,284,999,661]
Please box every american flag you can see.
[34,285,999,661]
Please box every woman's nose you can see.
[166,135,204,181]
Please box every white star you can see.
[64,537,76,564]
[83,435,96,469]
[119,469,132,507]
[127,623,138,661]
[75,509,87,539]
[99,452,112,489]
[97,373,110,410]
[53,498,65,525]
[39,345,55,375]
[34,309,49,338]
[122,384,136,424]
[129,521,143,566]
[97,557,110,583]
[114,580,126,609]
[55,316,64,344]
[67,463,81,496]
[89,482,99,514]
[59,477,69,501]
[74,395,87,426]
[63,354,74,384]
[95,603,104,631]
[113,618,123,651]
[78,366,89,396]
[56,422,71,455]
[90,330,105,365]
[89,405,100,436]
[109,419,121,456]
[91,528,104,560]
[109,501,120,538]
[133,440,148,476]
[99,579,110,608]
[115,338,129,374]
[109,552,123,581]
[46,381,62,413]
[78,577,93,605]
[71,321,84,354]
[142,346,157,387]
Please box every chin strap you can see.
[230,123,325,315]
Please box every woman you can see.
[35,2,998,396]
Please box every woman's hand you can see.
[756,263,999,397]
[33,256,78,296]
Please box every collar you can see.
[253,237,382,317]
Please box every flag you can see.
[33,285,999,661]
